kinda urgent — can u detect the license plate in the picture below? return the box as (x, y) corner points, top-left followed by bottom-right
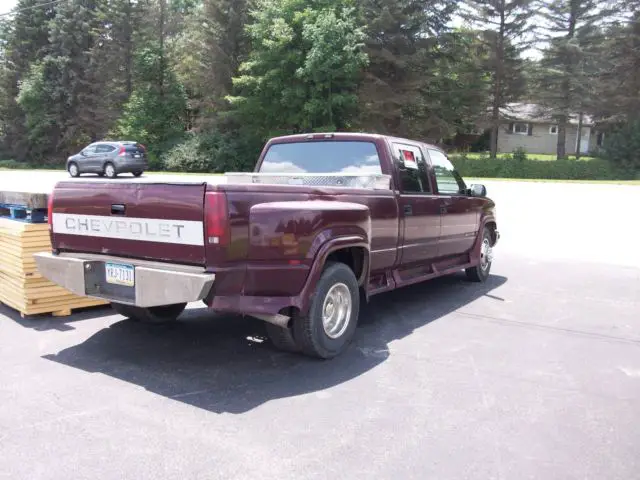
(105, 262), (135, 287)
(134, 154), (141, 158)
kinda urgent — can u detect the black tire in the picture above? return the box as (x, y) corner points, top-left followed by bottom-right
(466, 227), (493, 282)
(111, 302), (187, 323)
(265, 323), (301, 353)
(68, 162), (80, 177)
(104, 162), (117, 178)
(292, 262), (360, 359)
(133, 170), (143, 177)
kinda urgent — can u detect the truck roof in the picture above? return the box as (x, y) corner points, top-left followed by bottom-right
(267, 132), (444, 153)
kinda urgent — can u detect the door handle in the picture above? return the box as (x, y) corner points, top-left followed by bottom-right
(403, 205), (413, 216)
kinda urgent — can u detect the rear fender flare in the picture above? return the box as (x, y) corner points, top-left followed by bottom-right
(297, 236), (370, 316)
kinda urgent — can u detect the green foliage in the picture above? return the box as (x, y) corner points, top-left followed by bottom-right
(228, 0), (368, 136)
(511, 147), (528, 162)
(356, 0), (458, 140)
(450, 154), (626, 180)
(599, 121), (640, 176)
(113, 46), (188, 157)
(163, 129), (263, 173)
(15, 62), (53, 161)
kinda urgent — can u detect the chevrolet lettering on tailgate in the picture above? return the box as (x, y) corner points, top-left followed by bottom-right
(52, 213), (204, 246)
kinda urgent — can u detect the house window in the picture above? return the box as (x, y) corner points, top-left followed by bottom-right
(597, 132), (605, 147)
(549, 125), (558, 135)
(512, 123), (529, 135)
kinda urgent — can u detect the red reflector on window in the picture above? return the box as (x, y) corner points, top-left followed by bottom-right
(402, 150), (415, 162)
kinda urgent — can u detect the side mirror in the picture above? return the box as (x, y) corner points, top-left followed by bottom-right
(80, 150), (87, 156)
(470, 184), (487, 197)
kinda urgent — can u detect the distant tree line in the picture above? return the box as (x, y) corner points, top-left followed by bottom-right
(0, 0), (638, 172)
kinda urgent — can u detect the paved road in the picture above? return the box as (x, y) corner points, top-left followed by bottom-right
(1, 172), (639, 479)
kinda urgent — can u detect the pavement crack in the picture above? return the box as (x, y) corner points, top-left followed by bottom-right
(456, 311), (640, 346)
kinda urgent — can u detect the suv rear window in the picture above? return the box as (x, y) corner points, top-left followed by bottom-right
(260, 141), (382, 174)
(124, 144), (145, 152)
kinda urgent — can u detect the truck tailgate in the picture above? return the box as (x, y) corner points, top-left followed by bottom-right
(51, 181), (208, 265)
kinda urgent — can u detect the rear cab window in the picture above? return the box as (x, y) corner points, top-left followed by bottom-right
(259, 141), (382, 174)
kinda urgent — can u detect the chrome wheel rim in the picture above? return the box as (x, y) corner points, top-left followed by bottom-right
(69, 164), (78, 176)
(105, 164), (115, 177)
(481, 238), (493, 271)
(322, 283), (352, 339)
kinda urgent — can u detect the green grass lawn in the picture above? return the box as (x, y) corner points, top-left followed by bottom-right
(462, 152), (595, 161)
(466, 177), (640, 185)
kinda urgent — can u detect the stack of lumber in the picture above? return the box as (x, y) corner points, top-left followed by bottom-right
(0, 215), (107, 318)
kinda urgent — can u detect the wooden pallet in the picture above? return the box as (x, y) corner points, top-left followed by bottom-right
(0, 216), (108, 318)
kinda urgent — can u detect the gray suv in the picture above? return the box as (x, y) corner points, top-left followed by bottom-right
(66, 141), (148, 178)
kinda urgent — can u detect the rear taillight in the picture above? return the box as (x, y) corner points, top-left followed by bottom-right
(118, 145), (126, 156)
(139, 144), (146, 151)
(47, 190), (54, 230)
(204, 191), (228, 246)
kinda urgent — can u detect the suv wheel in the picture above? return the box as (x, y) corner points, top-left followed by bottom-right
(133, 170), (143, 177)
(68, 162), (80, 177)
(104, 162), (117, 178)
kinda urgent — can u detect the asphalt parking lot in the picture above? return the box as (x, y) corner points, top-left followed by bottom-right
(1, 171), (639, 479)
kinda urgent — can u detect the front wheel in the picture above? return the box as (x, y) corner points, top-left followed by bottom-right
(68, 162), (80, 177)
(111, 302), (187, 323)
(466, 228), (494, 282)
(292, 262), (360, 359)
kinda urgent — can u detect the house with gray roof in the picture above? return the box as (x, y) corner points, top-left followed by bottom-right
(495, 103), (603, 155)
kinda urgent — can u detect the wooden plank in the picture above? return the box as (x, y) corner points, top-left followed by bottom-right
(0, 217), (49, 233)
(0, 215), (108, 318)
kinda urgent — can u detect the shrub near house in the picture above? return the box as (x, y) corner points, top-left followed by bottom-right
(450, 150), (626, 180)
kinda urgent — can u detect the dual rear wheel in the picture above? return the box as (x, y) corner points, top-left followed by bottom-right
(266, 262), (361, 359)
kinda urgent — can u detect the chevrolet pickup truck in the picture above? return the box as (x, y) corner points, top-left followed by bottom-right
(35, 133), (499, 359)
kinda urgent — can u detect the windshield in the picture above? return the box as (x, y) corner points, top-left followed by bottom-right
(260, 141), (382, 174)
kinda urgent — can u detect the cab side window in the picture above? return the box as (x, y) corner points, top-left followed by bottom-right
(392, 143), (431, 194)
(427, 149), (466, 195)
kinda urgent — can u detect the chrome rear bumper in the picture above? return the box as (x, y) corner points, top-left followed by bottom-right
(34, 252), (215, 308)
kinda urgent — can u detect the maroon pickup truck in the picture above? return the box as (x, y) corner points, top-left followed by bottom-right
(35, 133), (499, 359)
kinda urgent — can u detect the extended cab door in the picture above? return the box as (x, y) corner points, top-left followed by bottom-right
(390, 141), (441, 266)
(425, 148), (481, 257)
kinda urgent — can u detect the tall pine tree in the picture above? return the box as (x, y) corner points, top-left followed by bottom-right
(356, 0), (456, 140)
(462, 0), (534, 158)
(534, 0), (614, 159)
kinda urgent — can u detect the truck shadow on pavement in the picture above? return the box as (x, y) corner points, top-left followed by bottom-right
(44, 272), (507, 414)
(1, 304), (114, 332)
